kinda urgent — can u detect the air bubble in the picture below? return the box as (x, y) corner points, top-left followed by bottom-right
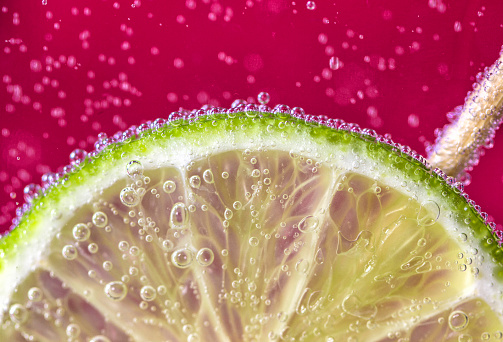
(196, 248), (214, 266)
(118, 240), (129, 252)
(170, 202), (188, 228)
(72, 223), (90, 241)
(88, 243), (99, 253)
(188, 333), (200, 342)
(66, 323), (81, 338)
(222, 171), (229, 179)
(27, 287), (43, 302)
(417, 238), (427, 247)
(315, 248), (324, 264)
(342, 294), (377, 319)
(203, 169), (214, 183)
(417, 200), (440, 226)
(140, 285), (157, 301)
(401, 256), (424, 270)
(162, 239), (174, 251)
(298, 215), (319, 233)
(306, 1), (316, 10)
(130, 246), (140, 256)
(157, 285), (167, 296)
(89, 336), (111, 342)
(295, 259), (310, 274)
(257, 91), (270, 105)
(163, 180), (176, 193)
(9, 304), (28, 323)
(448, 310), (469, 331)
(329, 56), (341, 70)
(233, 201), (242, 210)
(189, 175), (201, 188)
(251, 169), (260, 177)
(69, 148), (87, 165)
(92, 211), (108, 228)
(172, 248), (194, 268)
(62, 245), (78, 260)
(103, 261), (113, 271)
(224, 208), (233, 220)
(126, 160), (143, 178)
(129, 266), (139, 276)
(120, 187), (140, 207)
(104, 281), (128, 301)
(248, 282), (257, 292)
(458, 335), (472, 342)
(249, 237), (259, 246)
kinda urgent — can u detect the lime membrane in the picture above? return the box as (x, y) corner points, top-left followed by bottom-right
(0, 109), (502, 341)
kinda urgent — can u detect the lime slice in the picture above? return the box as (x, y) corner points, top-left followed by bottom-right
(1, 109), (502, 341)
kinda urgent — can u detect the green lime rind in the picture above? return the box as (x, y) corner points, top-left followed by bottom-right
(0, 111), (501, 281)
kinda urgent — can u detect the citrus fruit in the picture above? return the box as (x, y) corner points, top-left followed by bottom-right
(0, 108), (502, 341)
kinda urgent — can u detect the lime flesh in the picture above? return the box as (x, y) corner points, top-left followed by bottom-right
(1, 111), (502, 341)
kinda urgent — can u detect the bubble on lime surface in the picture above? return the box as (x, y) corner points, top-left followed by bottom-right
(449, 310), (469, 331)
(170, 202), (188, 228)
(89, 335), (111, 342)
(189, 175), (201, 189)
(120, 187), (140, 207)
(138, 285), (156, 302)
(417, 200), (441, 226)
(62, 245), (78, 260)
(163, 180), (176, 193)
(72, 223), (90, 241)
(196, 247), (214, 266)
(26, 287), (43, 302)
(88, 242), (99, 253)
(102, 260), (113, 271)
(92, 211), (108, 228)
(171, 247), (194, 268)
(8, 304), (28, 324)
(65, 323), (81, 338)
(298, 215), (319, 233)
(126, 160), (144, 178)
(104, 281), (128, 301)
(202, 169), (214, 183)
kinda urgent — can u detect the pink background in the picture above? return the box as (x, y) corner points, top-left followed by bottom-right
(1, 0), (503, 234)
